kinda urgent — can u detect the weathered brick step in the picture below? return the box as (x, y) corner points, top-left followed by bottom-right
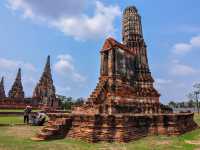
(55, 118), (70, 124)
(42, 127), (58, 132)
(31, 137), (45, 141)
(37, 131), (53, 139)
(45, 126), (58, 130)
(47, 120), (54, 123)
(54, 120), (64, 124)
(32, 117), (72, 141)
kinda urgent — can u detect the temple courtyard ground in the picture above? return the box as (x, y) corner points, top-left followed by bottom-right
(0, 114), (199, 150)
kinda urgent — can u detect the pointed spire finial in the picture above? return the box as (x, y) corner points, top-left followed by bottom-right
(44, 55), (51, 74)
(0, 76), (6, 98)
(47, 55), (50, 62)
(8, 68), (24, 99)
(0, 76), (4, 85)
(46, 55), (50, 67)
(16, 68), (21, 80)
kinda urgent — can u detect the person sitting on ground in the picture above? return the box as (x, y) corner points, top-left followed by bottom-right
(29, 113), (37, 125)
(24, 105), (32, 124)
(32, 112), (47, 126)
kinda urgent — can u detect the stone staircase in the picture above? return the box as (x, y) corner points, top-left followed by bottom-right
(88, 77), (108, 104)
(31, 116), (72, 141)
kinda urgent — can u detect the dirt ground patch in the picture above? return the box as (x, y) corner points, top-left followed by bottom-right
(5, 125), (42, 139)
(156, 141), (171, 145)
(185, 140), (200, 145)
(0, 148), (9, 150)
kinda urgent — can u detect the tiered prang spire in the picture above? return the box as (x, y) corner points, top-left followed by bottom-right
(122, 6), (143, 48)
(122, 6), (154, 87)
(8, 68), (24, 99)
(0, 77), (6, 99)
(33, 55), (58, 108)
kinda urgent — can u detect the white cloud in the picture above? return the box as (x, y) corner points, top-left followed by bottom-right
(170, 60), (198, 76)
(7, 0), (34, 18)
(73, 73), (86, 82)
(172, 35), (200, 55)
(7, 0), (86, 20)
(155, 78), (172, 84)
(190, 36), (200, 47)
(0, 58), (36, 72)
(54, 54), (74, 74)
(56, 86), (71, 94)
(52, 1), (121, 40)
(54, 54), (86, 82)
(7, 0), (121, 40)
(154, 78), (172, 92)
(172, 43), (192, 55)
(0, 58), (37, 97)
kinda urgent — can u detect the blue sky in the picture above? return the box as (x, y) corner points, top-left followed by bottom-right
(0, 0), (200, 103)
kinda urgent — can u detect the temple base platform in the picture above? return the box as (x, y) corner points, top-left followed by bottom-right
(34, 112), (198, 142)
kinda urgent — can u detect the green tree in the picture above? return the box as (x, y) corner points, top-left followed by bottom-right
(188, 99), (195, 108)
(74, 97), (85, 106)
(56, 95), (74, 110)
(168, 101), (177, 108)
(64, 97), (74, 110)
(188, 83), (200, 113)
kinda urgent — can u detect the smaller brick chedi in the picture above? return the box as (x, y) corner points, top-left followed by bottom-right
(8, 68), (24, 99)
(34, 6), (198, 142)
(33, 55), (58, 108)
(0, 77), (6, 99)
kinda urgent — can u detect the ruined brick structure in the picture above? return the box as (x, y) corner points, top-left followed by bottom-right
(72, 6), (168, 115)
(33, 56), (59, 109)
(0, 98), (40, 109)
(0, 77), (6, 99)
(8, 68), (25, 99)
(0, 69), (34, 109)
(33, 6), (198, 142)
(0, 57), (59, 110)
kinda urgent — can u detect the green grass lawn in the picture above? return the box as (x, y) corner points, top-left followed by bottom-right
(0, 109), (40, 112)
(0, 114), (200, 150)
(0, 116), (23, 125)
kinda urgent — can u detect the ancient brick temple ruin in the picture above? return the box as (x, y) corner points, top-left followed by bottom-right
(0, 77), (6, 99)
(34, 6), (197, 142)
(0, 68), (28, 109)
(73, 6), (165, 115)
(8, 68), (25, 99)
(0, 56), (59, 109)
(33, 55), (59, 109)
(0, 68), (32, 109)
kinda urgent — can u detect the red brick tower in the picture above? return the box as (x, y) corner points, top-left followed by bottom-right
(33, 56), (58, 109)
(0, 77), (6, 99)
(73, 6), (163, 115)
(8, 68), (24, 99)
